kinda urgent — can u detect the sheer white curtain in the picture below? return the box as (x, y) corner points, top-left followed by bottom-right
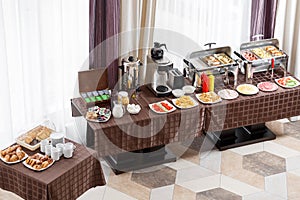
(0, 0), (89, 148)
(274, 0), (300, 78)
(155, 0), (252, 52)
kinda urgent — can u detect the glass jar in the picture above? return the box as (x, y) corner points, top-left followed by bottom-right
(118, 91), (129, 106)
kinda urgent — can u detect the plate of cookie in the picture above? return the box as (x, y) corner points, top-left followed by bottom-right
(0, 144), (28, 164)
(23, 153), (54, 171)
(16, 120), (56, 151)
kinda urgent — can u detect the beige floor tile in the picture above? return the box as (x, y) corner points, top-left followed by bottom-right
(264, 141), (300, 158)
(287, 172), (300, 199)
(172, 184), (196, 200)
(273, 135), (300, 152)
(107, 172), (151, 200)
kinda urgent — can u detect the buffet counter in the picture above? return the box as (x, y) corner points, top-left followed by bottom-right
(0, 140), (106, 200)
(71, 68), (300, 171)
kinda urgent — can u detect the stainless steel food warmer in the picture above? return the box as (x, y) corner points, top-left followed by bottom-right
(235, 38), (288, 82)
(183, 43), (240, 88)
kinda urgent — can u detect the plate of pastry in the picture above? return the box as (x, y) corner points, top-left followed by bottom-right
(85, 106), (111, 123)
(0, 144), (28, 164)
(196, 92), (222, 104)
(172, 95), (199, 109)
(23, 153), (54, 171)
(16, 120), (55, 151)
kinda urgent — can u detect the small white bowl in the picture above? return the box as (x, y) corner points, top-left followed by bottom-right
(127, 104), (141, 114)
(182, 85), (195, 94)
(172, 89), (185, 98)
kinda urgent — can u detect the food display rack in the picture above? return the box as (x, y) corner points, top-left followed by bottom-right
(183, 45), (240, 88)
(236, 38), (288, 80)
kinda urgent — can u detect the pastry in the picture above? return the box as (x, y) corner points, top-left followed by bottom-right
(33, 165), (42, 170)
(4, 155), (10, 162)
(41, 161), (49, 168)
(9, 155), (18, 162)
(16, 151), (25, 160)
(25, 135), (34, 144)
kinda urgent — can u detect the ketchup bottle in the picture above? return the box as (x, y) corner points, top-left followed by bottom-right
(201, 73), (209, 93)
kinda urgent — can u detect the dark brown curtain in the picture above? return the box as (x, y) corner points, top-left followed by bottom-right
(250, 0), (278, 40)
(89, 0), (120, 89)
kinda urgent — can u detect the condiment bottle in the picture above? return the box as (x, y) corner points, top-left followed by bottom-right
(201, 73), (209, 93)
(208, 74), (215, 92)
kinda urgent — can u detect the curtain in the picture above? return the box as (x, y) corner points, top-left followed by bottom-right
(155, 0), (252, 52)
(250, 0), (278, 40)
(274, 0), (300, 77)
(120, 0), (157, 62)
(0, 0), (89, 149)
(89, 0), (120, 89)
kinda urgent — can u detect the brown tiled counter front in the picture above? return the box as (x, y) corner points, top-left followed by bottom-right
(71, 86), (205, 157)
(204, 69), (300, 132)
(0, 140), (105, 200)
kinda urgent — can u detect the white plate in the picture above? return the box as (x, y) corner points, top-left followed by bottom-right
(257, 82), (278, 92)
(236, 84), (259, 95)
(171, 96), (199, 109)
(195, 92), (222, 104)
(0, 152), (28, 165)
(86, 107), (111, 123)
(275, 76), (300, 89)
(218, 89), (239, 100)
(149, 100), (176, 114)
(22, 153), (55, 172)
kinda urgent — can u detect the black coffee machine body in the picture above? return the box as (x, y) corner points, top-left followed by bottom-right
(145, 42), (174, 97)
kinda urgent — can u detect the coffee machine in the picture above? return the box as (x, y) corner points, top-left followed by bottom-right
(119, 56), (142, 91)
(145, 42), (174, 97)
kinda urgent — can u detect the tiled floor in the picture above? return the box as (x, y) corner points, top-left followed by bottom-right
(2, 121), (300, 200)
(78, 121), (300, 200)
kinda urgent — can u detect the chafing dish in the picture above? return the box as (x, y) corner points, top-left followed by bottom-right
(183, 44), (239, 88)
(235, 38), (288, 83)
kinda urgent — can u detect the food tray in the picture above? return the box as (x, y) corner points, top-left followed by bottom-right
(171, 96), (199, 109)
(149, 100), (176, 114)
(214, 53), (235, 65)
(196, 92), (222, 104)
(16, 120), (56, 151)
(22, 154), (55, 172)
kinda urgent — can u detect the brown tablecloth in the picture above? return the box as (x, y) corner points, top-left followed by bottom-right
(71, 69), (300, 156)
(0, 140), (106, 200)
(72, 86), (205, 157)
(204, 69), (300, 131)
